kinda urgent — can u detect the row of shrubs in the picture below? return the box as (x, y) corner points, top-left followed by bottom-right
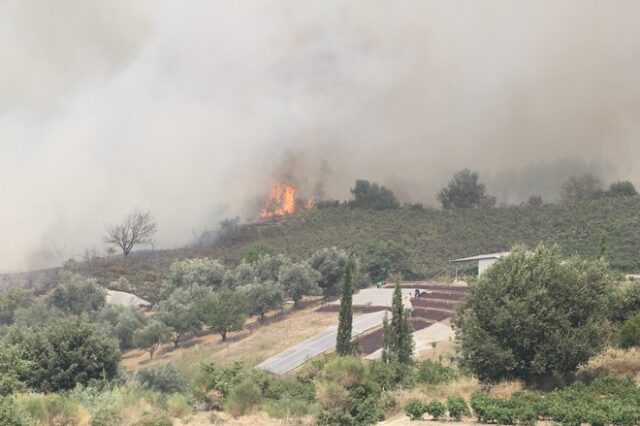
(404, 396), (470, 421)
(404, 377), (640, 425)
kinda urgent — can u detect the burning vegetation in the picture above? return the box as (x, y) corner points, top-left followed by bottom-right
(260, 183), (315, 218)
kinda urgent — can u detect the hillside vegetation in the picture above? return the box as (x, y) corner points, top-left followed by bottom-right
(216, 197), (640, 275)
(74, 196), (640, 301)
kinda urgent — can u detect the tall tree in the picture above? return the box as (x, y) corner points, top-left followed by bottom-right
(336, 254), (355, 356)
(382, 280), (414, 364)
(105, 209), (158, 257)
(598, 233), (608, 261)
(381, 313), (392, 363)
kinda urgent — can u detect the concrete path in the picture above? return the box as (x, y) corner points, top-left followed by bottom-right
(365, 322), (454, 360)
(333, 288), (421, 307)
(257, 310), (390, 375)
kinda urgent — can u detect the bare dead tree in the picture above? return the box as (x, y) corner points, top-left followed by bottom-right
(104, 209), (158, 258)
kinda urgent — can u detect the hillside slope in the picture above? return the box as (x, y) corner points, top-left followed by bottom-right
(70, 197), (640, 301)
(216, 197), (640, 274)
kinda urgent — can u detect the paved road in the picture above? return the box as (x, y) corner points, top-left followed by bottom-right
(256, 310), (390, 375)
(365, 322), (454, 360)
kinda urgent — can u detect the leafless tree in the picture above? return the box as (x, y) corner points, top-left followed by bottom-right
(105, 209), (158, 258)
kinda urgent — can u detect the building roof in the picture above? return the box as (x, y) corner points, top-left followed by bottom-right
(451, 252), (510, 263)
(106, 290), (152, 308)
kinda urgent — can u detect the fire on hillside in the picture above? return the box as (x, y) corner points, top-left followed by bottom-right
(259, 183), (315, 218)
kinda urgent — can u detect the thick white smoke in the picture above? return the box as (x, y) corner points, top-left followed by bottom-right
(1, 0), (640, 271)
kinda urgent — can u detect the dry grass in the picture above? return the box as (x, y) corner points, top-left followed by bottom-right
(175, 411), (314, 425)
(580, 347), (640, 383)
(122, 305), (338, 379)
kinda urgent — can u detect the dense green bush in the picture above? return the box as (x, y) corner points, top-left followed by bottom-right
(424, 400), (446, 420)
(10, 316), (120, 392)
(618, 312), (640, 349)
(416, 360), (456, 385)
(0, 397), (28, 426)
(470, 378), (640, 425)
(0, 288), (35, 325)
(137, 364), (188, 394)
(404, 399), (426, 420)
(454, 245), (613, 383)
(192, 361), (244, 410)
(316, 356), (385, 426)
(98, 304), (147, 350)
(226, 379), (262, 417)
(47, 273), (106, 316)
(447, 396), (471, 421)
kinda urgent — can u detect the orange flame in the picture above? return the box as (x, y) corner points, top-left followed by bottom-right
(260, 183), (297, 218)
(259, 183), (315, 218)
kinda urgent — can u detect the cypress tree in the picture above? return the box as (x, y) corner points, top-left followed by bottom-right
(398, 310), (415, 363)
(336, 254), (355, 356)
(381, 313), (392, 363)
(598, 232), (608, 261)
(390, 279), (404, 354)
(382, 278), (414, 364)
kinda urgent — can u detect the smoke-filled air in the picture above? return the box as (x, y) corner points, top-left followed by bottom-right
(2, 0), (640, 271)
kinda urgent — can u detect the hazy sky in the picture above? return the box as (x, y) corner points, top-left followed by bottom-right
(1, 0), (640, 271)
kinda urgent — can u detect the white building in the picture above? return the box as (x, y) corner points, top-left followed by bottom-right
(452, 252), (510, 278)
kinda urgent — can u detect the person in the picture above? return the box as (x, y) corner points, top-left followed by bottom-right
(405, 297), (414, 318)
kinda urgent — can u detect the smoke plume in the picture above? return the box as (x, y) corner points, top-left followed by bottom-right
(1, 0), (640, 271)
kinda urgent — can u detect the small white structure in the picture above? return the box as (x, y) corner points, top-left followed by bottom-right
(106, 290), (152, 309)
(452, 252), (510, 278)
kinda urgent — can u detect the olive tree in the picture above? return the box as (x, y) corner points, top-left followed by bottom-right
(279, 262), (322, 308)
(98, 304), (147, 350)
(104, 209), (158, 257)
(134, 320), (172, 360)
(309, 247), (348, 296)
(253, 254), (290, 283)
(453, 244), (613, 383)
(167, 258), (226, 291)
(197, 290), (248, 342)
(240, 281), (285, 320)
(156, 285), (210, 348)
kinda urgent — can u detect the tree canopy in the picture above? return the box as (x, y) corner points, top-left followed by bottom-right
(10, 316), (120, 392)
(561, 174), (603, 202)
(278, 262), (322, 307)
(47, 273), (105, 316)
(309, 247), (349, 296)
(350, 179), (400, 210)
(197, 290), (248, 341)
(437, 169), (494, 209)
(607, 180), (638, 197)
(453, 244), (613, 383)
